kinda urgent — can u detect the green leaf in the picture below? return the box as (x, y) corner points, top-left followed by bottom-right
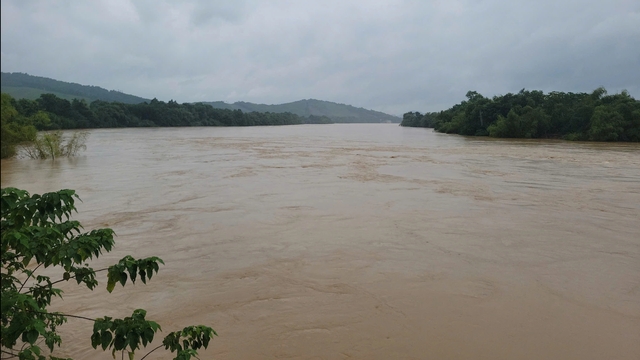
(31, 345), (41, 356)
(101, 331), (112, 350)
(91, 331), (101, 349)
(143, 328), (155, 346)
(106, 277), (116, 293)
(119, 272), (128, 287)
(114, 334), (126, 350)
(22, 255), (33, 266)
(25, 329), (39, 344)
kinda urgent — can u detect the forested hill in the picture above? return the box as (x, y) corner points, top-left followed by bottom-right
(203, 99), (401, 123)
(3, 72), (400, 123)
(1, 72), (150, 104)
(401, 88), (640, 142)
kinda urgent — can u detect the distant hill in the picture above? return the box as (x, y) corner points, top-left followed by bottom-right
(1, 72), (149, 104)
(1, 72), (400, 123)
(203, 99), (401, 123)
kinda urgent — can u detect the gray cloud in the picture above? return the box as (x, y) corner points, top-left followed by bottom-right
(2, 0), (638, 114)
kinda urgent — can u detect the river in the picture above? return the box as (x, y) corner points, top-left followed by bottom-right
(2, 124), (639, 359)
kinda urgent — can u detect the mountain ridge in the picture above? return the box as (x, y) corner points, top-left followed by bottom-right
(202, 99), (400, 123)
(1, 72), (400, 123)
(1, 72), (150, 104)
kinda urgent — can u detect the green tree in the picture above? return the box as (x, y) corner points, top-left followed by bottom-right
(519, 106), (551, 138)
(1, 94), (37, 159)
(1, 187), (216, 359)
(588, 106), (624, 141)
(400, 112), (421, 127)
(487, 109), (522, 138)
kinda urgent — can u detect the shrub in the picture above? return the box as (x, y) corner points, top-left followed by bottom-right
(1, 187), (215, 359)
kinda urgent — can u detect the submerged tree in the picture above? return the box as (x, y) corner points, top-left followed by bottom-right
(21, 131), (88, 160)
(0, 187), (215, 360)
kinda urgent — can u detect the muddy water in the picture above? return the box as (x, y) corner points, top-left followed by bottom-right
(2, 124), (639, 360)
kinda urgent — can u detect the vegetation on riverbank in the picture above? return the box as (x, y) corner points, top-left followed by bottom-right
(2, 92), (305, 130)
(401, 88), (640, 141)
(1, 93), (38, 158)
(0, 92), (309, 158)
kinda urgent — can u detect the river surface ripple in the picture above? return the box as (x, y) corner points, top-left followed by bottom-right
(2, 124), (639, 359)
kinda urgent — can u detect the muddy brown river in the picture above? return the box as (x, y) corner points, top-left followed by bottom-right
(2, 124), (639, 359)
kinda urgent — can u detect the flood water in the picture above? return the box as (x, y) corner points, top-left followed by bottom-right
(2, 124), (639, 359)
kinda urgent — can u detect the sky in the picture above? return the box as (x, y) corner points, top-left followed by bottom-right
(1, 0), (639, 115)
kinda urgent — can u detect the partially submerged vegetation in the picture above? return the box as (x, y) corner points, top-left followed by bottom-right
(1, 93), (89, 159)
(401, 88), (640, 141)
(22, 131), (88, 160)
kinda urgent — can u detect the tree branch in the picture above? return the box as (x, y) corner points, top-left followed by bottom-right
(139, 344), (164, 360)
(29, 310), (96, 322)
(1, 348), (19, 358)
(24, 267), (110, 294)
(18, 262), (43, 293)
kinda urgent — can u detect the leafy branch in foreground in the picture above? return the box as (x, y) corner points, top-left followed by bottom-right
(1, 187), (215, 360)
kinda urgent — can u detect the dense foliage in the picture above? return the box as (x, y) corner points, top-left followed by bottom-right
(400, 88), (640, 141)
(1, 94), (40, 159)
(400, 112), (437, 128)
(2, 93), (305, 131)
(0, 187), (215, 359)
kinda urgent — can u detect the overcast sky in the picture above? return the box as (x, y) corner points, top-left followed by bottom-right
(1, 0), (639, 115)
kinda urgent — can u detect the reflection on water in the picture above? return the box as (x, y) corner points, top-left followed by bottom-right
(2, 124), (639, 360)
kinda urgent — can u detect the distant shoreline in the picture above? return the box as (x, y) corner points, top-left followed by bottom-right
(400, 88), (639, 142)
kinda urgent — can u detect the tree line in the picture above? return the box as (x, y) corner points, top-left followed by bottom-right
(1, 93), (316, 158)
(400, 88), (640, 141)
(10, 93), (307, 129)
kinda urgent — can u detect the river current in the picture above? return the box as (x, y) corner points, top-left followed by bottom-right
(1, 124), (639, 359)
